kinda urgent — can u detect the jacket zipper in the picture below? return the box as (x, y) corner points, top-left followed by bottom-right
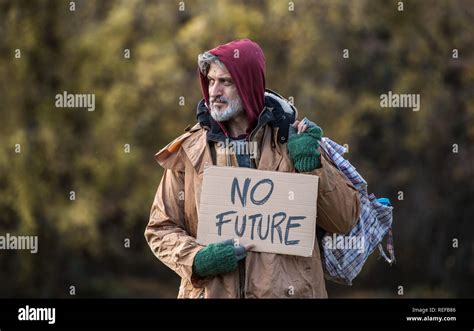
(227, 107), (270, 298)
(247, 106), (269, 146)
(239, 107), (271, 298)
(224, 144), (246, 298)
(238, 261), (245, 298)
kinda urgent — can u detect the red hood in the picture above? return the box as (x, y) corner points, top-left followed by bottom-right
(198, 38), (266, 137)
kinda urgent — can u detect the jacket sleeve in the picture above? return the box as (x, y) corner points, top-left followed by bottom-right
(310, 150), (360, 234)
(144, 167), (206, 287)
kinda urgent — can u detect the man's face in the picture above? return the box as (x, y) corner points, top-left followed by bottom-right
(207, 62), (244, 122)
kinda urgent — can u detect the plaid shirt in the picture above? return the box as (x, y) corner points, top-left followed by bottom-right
(318, 137), (395, 285)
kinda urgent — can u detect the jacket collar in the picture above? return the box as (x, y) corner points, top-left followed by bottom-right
(180, 120), (285, 174)
(179, 89), (297, 174)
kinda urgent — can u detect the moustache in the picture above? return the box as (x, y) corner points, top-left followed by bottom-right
(211, 96), (228, 104)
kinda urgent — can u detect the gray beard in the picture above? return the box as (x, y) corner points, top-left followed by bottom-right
(210, 97), (244, 122)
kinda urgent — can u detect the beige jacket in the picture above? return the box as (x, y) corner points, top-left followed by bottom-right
(145, 117), (360, 298)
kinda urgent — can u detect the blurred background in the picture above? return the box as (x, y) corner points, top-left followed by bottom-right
(0, 0), (473, 298)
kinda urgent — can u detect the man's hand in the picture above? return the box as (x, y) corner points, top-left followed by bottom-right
(193, 239), (253, 278)
(288, 117), (324, 172)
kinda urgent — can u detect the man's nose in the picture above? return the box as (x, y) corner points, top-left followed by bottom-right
(209, 82), (223, 99)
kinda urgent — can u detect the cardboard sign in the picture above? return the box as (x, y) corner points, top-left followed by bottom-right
(197, 166), (319, 257)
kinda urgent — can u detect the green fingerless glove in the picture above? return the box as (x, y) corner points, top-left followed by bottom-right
(193, 240), (241, 277)
(288, 126), (324, 172)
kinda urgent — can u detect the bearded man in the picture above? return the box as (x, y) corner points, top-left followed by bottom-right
(145, 39), (360, 298)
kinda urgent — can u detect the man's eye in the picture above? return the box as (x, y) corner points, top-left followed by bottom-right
(224, 81), (232, 86)
(209, 79), (215, 85)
